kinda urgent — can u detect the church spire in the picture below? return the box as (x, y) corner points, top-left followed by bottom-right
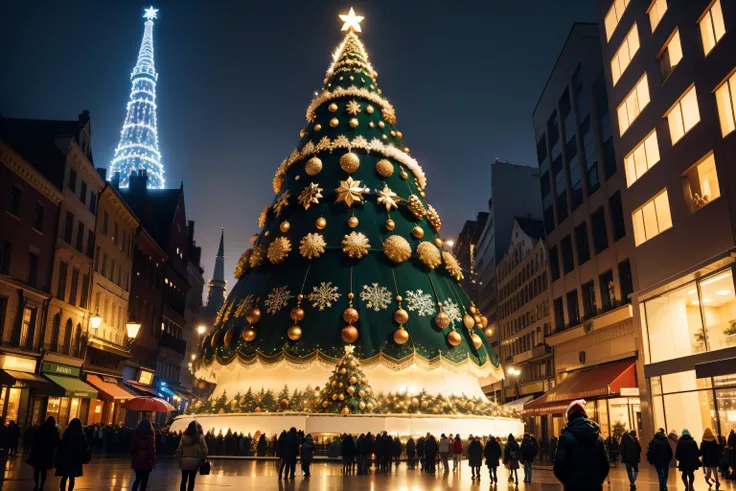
(205, 228), (226, 315)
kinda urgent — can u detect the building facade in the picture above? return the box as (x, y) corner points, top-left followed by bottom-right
(525, 23), (640, 439)
(453, 212), (489, 302)
(183, 221), (204, 393)
(597, 0), (736, 442)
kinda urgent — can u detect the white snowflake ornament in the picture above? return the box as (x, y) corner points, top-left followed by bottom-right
(360, 283), (391, 311)
(307, 282), (341, 311)
(405, 289), (436, 317)
(264, 285), (293, 314)
(443, 298), (462, 327)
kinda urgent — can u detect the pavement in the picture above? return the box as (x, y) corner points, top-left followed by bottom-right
(0, 455), (734, 490)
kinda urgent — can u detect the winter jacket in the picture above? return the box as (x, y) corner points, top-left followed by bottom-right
(27, 423), (60, 471)
(406, 438), (416, 458)
(484, 438), (502, 468)
(357, 435), (368, 455)
(675, 434), (701, 472)
(667, 431), (679, 467)
(341, 436), (356, 458)
(468, 439), (483, 467)
(521, 437), (538, 463)
(301, 436), (314, 464)
(256, 435), (267, 456)
(619, 432), (641, 465)
(130, 431), (156, 471)
(416, 438), (425, 457)
(283, 429), (299, 461)
(728, 431), (736, 466)
(54, 431), (90, 478)
(393, 438), (402, 457)
(176, 434), (208, 471)
(451, 438), (463, 454)
(700, 438), (723, 468)
(647, 432), (673, 468)
(552, 415), (609, 491)
(438, 437), (451, 454)
(425, 437), (438, 459)
(276, 431), (287, 458)
(503, 438), (520, 470)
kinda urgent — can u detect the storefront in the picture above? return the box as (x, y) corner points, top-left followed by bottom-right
(123, 367), (156, 427)
(641, 266), (736, 439)
(40, 361), (98, 427)
(0, 354), (55, 427)
(84, 374), (137, 426)
(524, 359), (641, 438)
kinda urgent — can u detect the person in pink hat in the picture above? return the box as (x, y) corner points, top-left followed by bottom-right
(552, 399), (610, 490)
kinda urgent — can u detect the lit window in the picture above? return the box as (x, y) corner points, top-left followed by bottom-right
(617, 74), (650, 135)
(715, 70), (736, 136)
(683, 152), (721, 213)
(659, 29), (683, 81)
(666, 85), (700, 144)
(624, 130), (660, 186)
(699, 0), (726, 56)
(648, 0), (668, 32)
(604, 0), (631, 41)
(633, 189), (672, 246)
(611, 24), (640, 85)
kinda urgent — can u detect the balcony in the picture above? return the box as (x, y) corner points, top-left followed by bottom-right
(160, 332), (186, 356)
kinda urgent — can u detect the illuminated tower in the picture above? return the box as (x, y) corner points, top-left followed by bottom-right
(110, 6), (164, 189)
(204, 228), (227, 317)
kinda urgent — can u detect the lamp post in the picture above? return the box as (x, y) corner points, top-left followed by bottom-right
(507, 367), (521, 400)
(126, 319), (142, 342)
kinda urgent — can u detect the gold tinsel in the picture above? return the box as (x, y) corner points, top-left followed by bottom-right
(267, 237), (292, 264)
(416, 241), (441, 270)
(234, 249), (253, 279)
(342, 232), (370, 259)
(249, 246), (266, 268)
(425, 204), (442, 232)
(442, 251), (464, 281)
(406, 195), (426, 220)
(258, 204), (270, 228)
(298, 182), (323, 210)
(299, 233), (326, 260)
(383, 235), (412, 263)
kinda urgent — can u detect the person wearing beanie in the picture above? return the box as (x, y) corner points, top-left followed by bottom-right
(700, 428), (723, 489)
(646, 428), (673, 491)
(553, 399), (609, 490)
(676, 429), (701, 490)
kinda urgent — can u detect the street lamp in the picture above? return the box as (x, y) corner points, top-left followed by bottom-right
(444, 239), (455, 248)
(90, 311), (102, 329)
(197, 324), (207, 335)
(507, 367), (521, 399)
(126, 319), (142, 340)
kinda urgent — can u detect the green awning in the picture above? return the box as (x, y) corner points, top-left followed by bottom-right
(44, 374), (98, 399)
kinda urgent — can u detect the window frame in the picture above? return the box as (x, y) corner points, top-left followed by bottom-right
(698, 0), (726, 56)
(665, 85), (701, 145)
(611, 23), (641, 85)
(647, 0), (668, 32)
(632, 189), (673, 246)
(618, 74), (650, 135)
(624, 129), (660, 187)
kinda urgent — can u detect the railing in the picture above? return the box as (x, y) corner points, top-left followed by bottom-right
(556, 298), (631, 333)
(160, 332), (186, 355)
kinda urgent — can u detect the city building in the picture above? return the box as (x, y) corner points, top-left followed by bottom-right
(85, 178), (140, 425)
(473, 160), (542, 353)
(182, 220), (204, 394)
(496, 218), (553, 439)
(597, 0), (736, 441)
(0, 132), (63, 426)
(201, 228), (226, 326)
(524, 23), (639, 438)
(453, 212), (489, 302)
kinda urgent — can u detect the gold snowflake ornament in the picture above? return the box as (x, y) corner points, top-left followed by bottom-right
(273, 190), (291, 215)
(298, 182), (324, 210)
(342, 231), (370, 259)
(299, 233), (327, 260)
(335, 177), (366, 207)
(376, 184), (399, 211)
(267, 237), (292, 264)
(346, 100), (362, 115)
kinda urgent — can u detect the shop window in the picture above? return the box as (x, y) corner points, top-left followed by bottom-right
(699, 270), (736, 352)
(663, 390), (716, 442)
(682, 152), (721, 213)
(715, 70), (736, 137)
(699, 0), (726, 56)
(644, 283), (706, 363)
(716, 388), (736, 435)
(632, 189), (672, 246)
(5, 388), (20, 424)
(666, 85), (700, 145)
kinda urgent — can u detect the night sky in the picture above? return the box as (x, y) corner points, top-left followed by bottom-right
(0, 0), (594, 298)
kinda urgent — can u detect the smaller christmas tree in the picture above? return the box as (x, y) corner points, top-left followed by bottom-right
(317, 345), (376, 415)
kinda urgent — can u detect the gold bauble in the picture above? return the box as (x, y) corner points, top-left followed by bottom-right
(358, 401), (366, 410)
(474, 314), (483, 325)
(341, 325), (359, 343)
(339, 368), (347, 375)
(469, 305), (478, 314)
(393, 308), (409, 325)
(412, 226), (425, 239)
(343, 307), (359, 324)
(416, 241), (442, 270)
(375, 159), (394, 178)
(472, 333), (483, 349)
(393, 327), (409, 344)
(382, 134), (388, 140)
(242, 327), (257, 342)
(339, 152), (360, 173)
(280, 398), (289, 409)
(463, 314), (475, 329)
(299, 129), (306, 138)
(407, 195), (426, 220)
(349, 118), (359, 128)
(442, 251), (464, 281)
(366, 105), (374, 114)
(255, 407), (261, 413)
(330, 117), (339, 127)
(481, 315), (489, 327)
(305, 157), (323, 176)
(224, 328), (235, 345)
(315, 217), (327, 230)
(287, 325), (303, 341)
(328, 103), (338, 112)
(331, 380), (337, 386)
(347, 386), (356, 395)
(368, 121), (375, 128)
(466, 401), (474, 410)
(378, 121), (385, 129)
(421, 400), (429, 408)
(385, 218), (395, 231)
(279, 221), (290, 233)
(358, 390), (366, 397)
(434, 238), (443, 248)
(400, 171), (409, 180)
(366, 387), (371, 394)
(447, 330), (462, 346)
(341, 406), (350, 415)
(314, 124), (322, 132)
(332, 394), (338, 401)
(411, 397), (419, 406)
(349, 376), (358, 384)
(420, 190), (426, 198)
(338, 394), (345, 401)
(390, 130), (396, 136)
(397, 131), (403, 139)
(251, 234), (258, 245)
(348, 216), (359, 228)
(366, 403), (374, 411)
(484, 327), (494, 338)
(267, 237), (292, 264)
(249, 246), (266, 268)
(246, 307), (262, 325)
(290, 307), (305, 322)
(322, 400), (329, 408)
(383, 235), (412, 263)
(435, 311), (450, 329)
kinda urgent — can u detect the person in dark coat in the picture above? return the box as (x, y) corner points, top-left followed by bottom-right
(27, 416), (60, 490)
(341, 433), (356, 474)
(550, 435), (558, 461)
(484, 434), (502, 484)
(300, 434), (314, 477)
(405, 438), (416, 470)
(393, 436), (402, 468)
(283, 428), (299, 479)
(256, 434), (267, 457)
(504, 434), (521, 484)
(55, 418), (90, 491)
(676, 429), (701, 490)
(130, 419), (156, 491)
(553, 400), (610, 491)
(521, 433), (538, 483)
(728, 429), (736, 479)
(276, 430), (287, 479)
(7, 421), (20, 456)
(417, 436), (426, 472)
(647, 428), (673, 491)
(467, 436), (483, 480)
(620, 430), (641, 490)
(424, 435), (438, 473)
(700, 428), (722, 489)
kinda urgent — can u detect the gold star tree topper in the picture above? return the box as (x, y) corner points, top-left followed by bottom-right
(340, 7), (364, 32)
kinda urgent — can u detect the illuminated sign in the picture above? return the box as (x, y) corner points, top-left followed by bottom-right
(620, 388), (640, 397)
(0, 355), (36, 373)
(138, 370), (154, 386)
(41, 362), (80, 378)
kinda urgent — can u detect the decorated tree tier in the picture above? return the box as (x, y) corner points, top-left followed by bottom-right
(196, 8), (502, 403)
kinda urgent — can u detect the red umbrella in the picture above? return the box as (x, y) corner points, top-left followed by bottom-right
(125, 396), (175, 413)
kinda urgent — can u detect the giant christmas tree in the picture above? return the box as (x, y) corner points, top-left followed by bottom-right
(196, 8), (503, 412)
(109, 6), (165, 189)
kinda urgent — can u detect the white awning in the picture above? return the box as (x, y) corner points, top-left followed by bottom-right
(501, 395), (534, 413)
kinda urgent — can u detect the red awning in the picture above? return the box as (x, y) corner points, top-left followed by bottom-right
(524, 359), (637, 416)
(126, 380), (158, 397)
(86, 375), (135, 402)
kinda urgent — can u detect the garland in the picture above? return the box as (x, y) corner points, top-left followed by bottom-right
(305, 85), (395, 123)
(326, 31), (376, 79)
